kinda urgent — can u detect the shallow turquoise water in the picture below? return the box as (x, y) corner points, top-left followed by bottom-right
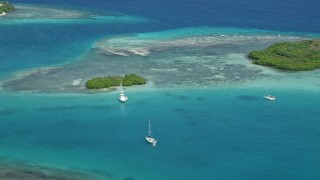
(0, 87), (320, 179)
(1, 1), (320, 179)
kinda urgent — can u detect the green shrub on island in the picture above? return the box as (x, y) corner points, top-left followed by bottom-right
(0, 2), (15, 14)
(248, 40), (320, 71)
(122, 74), (146, 86)
(86, 74), (146, 89)
(86, 76), (122, 89)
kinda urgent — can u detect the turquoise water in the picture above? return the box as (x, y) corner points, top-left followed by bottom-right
(0, 88), (320, 179)
(1, 1), (320, 179)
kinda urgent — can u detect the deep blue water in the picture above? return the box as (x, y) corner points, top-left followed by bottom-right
(0, 20), (162, 77)
(13, 0), (320, 32)
(1, 0), (320, 179)
(2, 0), (320, 77)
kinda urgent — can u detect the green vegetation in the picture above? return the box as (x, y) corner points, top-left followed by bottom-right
(0, 2), (15, 14)
(86, 76), (122, 89)
(86, 74), (146, 89)
(248, 40), (320, 71)
(122, 74), (146, 86)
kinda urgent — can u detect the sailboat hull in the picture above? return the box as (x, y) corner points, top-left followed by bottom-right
(146, 136), (157, 146)
(263, 95), (276, 101)
(146, 120), (157, 146)
(119, 94), (128, 102)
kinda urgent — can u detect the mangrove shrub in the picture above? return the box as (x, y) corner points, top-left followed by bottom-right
(248, 40), (320, 71)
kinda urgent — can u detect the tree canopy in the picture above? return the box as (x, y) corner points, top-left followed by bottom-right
(248, 40), (320, 71)
(0, 2), (15, 14)
(86, 74), (146, 89)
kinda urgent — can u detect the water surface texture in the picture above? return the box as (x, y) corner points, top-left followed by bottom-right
(0, 0), (320, 179)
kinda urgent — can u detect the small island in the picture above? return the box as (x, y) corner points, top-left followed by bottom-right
(0, 1), (15, 16)
(248, 40), (320, 71)
(86, 74), (146, 89)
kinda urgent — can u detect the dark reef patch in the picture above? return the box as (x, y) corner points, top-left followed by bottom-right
(37, 105), (111, 112)
(197, 97), (205, 101)
(174, 108), (185, 113)
(0, 160), (106, 179)
(177, 95), (188, 100)
(236, 95), (258, 101)
(187, 121), (198, 126)
(0, 108), (22, 116)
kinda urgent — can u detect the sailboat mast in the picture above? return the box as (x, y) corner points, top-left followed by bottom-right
(120, 80), (124, 94)
(265, 87), (269, 96)
(148, 120), (151, 137)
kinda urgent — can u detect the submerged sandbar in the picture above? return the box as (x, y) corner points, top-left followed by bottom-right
(0, 4), (148, 25)
(0, 5), (318, 93)
(1, 29), (309, 93)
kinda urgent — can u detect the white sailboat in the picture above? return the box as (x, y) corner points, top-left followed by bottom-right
(146, 120), (157, 146)
(263, 89), (276, 101)
(118, 82), (128, 102)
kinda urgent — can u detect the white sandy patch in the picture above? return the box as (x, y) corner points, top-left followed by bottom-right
(0, 12), (6, 16)
(72, 79), (82, 86)
(106, 50), (129, 56)
(128, 48), (150, 56)
(95, 33), (305, 58)
(11, 5), (87, 19)
(204, 74), (227, 79)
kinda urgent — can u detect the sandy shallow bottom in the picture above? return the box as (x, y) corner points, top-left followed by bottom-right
(2, 32), (318, 93)
(0, 4), (148, 25)
(0, 5), (91, 21)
